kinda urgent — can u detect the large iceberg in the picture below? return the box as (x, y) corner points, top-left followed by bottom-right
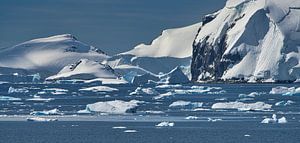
(212, 101), (272, 111)
(85, 100), (144, 114)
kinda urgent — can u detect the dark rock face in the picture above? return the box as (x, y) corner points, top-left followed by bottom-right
(191, 34), (231, 81)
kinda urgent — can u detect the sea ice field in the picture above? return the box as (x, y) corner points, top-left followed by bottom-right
(0, 81), (299, 143)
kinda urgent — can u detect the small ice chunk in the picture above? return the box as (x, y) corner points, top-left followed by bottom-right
(208, 118), (222, 122)
(77, 109), (92, 114)
(275, 100), (295, 106)
(185, 116), (199, 120)
(155, 121), (175, 127)
(153, 92), (173, 100)
(144, 110), (164, 114)
(130, 87), (159, 96)
(27, 117), (58, 122)
(26, 95), (54, 102)
(278, 117), (288, 124)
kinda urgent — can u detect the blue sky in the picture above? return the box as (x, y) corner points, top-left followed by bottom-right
(0, 0), (226, 55)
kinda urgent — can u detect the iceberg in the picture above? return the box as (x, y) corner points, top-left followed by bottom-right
(85, 100), (143, 114)
(212, 101), (272, 111)
(131, 73), (160, 85)
(159, 67), (190, 84)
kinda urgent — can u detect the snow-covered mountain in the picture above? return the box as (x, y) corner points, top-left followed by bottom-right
(0, 34), (108, 78)
(191, 0), (300, 82)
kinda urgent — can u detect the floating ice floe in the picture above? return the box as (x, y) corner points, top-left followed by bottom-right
(79, 86), (118, 92)
(212, 102), (272, 111)
(208, 118), (222, 122)
(8, 87), (29, 94)
(269, 86), (300, 96)
(261, 114), (287, 124)
(27, 117), (58, 122)
(185, 116), (199, 120)
(171, 86), (223, 95)
(155, 84), (184, 89)
(43, 88), (68, 95)
(124, 130), (138, 133)
(129, 87), (159, 96)
(30, 108), (61, 115)
(77, 109), (92, 114)
(155, 121), (175, 127)
(144, 110), (165, 114)
(239, 92), (265, 98)
(275, 100), (295, 106)
(26, 95), (54, 102)
(0, 96), (21, 101)
(153, 92), (173, 100)
(112, 126), (127, 129)
(169, 100), (203, 108)
(85, 100), (144, 114)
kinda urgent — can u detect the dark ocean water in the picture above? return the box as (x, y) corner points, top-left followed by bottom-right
(0, 82), (300, 143)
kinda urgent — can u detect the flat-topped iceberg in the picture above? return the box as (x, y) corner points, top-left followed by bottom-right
(169, 100), (203, 108)
(30, 108), (61, 115)
(85, 100), (144, 114)
(269, 86), (300, 96)
(212, 101), (272, 111)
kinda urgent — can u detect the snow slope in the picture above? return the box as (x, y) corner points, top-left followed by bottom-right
(0, 34), (108, 78)
(106, 23), (201, 77)
(121, 23), (201, 58)
(191, 0), (300, 82)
